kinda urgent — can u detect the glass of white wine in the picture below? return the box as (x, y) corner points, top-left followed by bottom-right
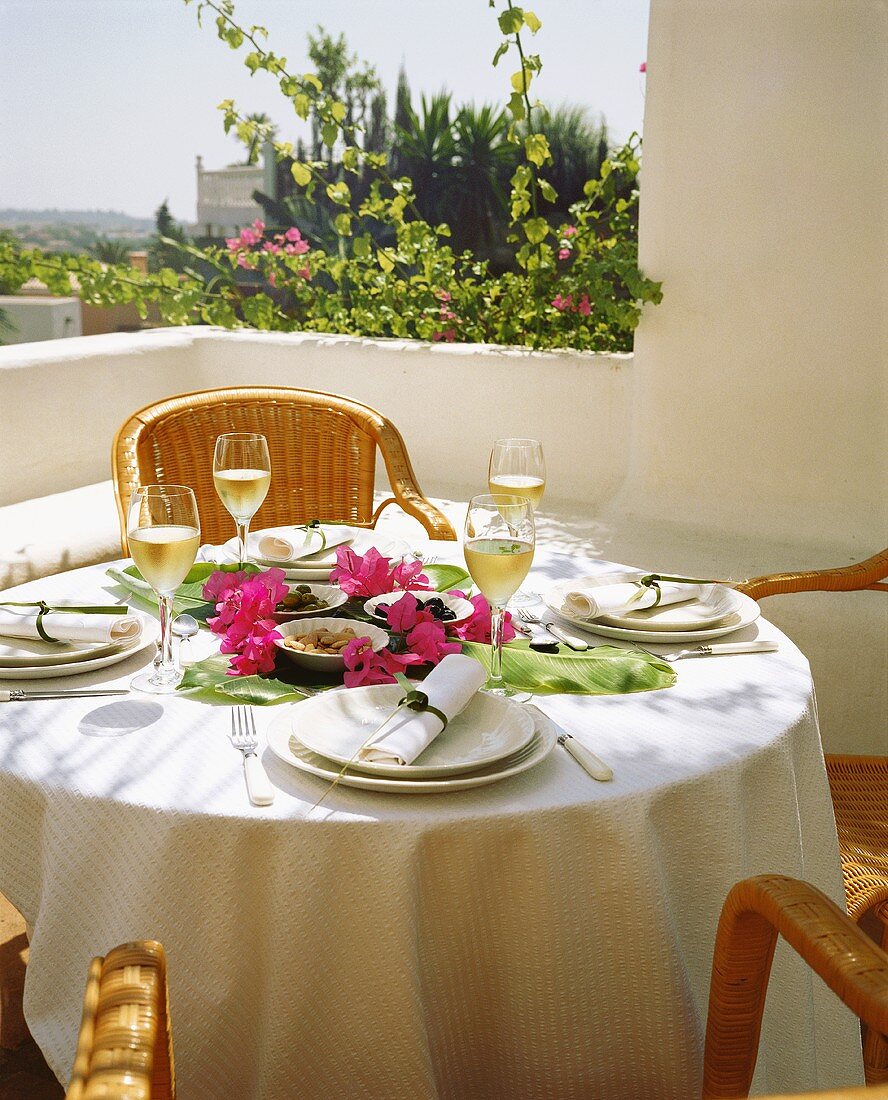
(213, 433), (271, 566)
(464, 493), (535, 697)
(127, 484), (201, 695)
(488, 438), (545, 607)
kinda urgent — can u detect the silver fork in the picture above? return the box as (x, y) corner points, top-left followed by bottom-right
(518, 609), (589, 651)
(230, 706), (275, 806)
(633, 640), (779, 662)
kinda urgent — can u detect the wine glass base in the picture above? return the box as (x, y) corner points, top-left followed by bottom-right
(507, 589), (540, 608)
(482, 684), (533, 703)
(130, 669), (183, 695)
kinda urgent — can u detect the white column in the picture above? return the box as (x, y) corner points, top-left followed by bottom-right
(628, 0), (887, 548)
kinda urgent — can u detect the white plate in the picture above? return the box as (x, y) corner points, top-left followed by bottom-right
(222, 526), (412, 579)
(556, 572), (745, 631)
(544, 581), (760, 643)
(289, 683), (536, 778)
(0, 627), (155, 680)
(363, 590), (475, 628)
(274, 617), (389, 673)
(273, 583), (348, 622)
(266, 705), (556, 793)
(0, 634), (128, 668)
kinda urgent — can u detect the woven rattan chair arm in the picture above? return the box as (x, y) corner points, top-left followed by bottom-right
(66, 939), (174, 1100)
(737, 548), (888, 601)
(702, 875), (888, 1099)
(757, 1087), (888, 1099)
(370, 420), (457, 539)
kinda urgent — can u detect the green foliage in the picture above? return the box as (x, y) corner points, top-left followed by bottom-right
(1, 1), (662, 352)
(89, 237), (133, 265)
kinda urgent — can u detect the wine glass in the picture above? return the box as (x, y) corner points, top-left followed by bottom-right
(464, 493), (535, 697)
(127, 484), (200, 695)
(488, 438), (545, 606)
(213, 433), (271, 566)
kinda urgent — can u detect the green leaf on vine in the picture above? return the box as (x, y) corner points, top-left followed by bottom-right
(523, 216), (549, 244)
(525, 132), (551, 167)
(498, 8), (524, 34)
(523, 10), (542, 32)
(291, 162), (312, 186)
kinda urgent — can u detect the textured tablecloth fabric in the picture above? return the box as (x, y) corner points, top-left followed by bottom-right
(0, 549), (862, 1099)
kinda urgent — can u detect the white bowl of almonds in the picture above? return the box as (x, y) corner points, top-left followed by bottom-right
(274, 617), (390, 673)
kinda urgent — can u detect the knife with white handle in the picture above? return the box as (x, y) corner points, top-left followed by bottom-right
(679, 640), (779, 657)
(541, 622), (589, 651)
(0, 689), (129, 702)
(525, 704), (613, 781)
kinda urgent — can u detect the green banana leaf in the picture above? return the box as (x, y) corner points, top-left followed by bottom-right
(424, 563), (471, 593)
(178, 654), (315, 706)
(457, 640), (675, 695)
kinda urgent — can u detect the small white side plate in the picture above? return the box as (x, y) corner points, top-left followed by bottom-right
(0, 628), (155, 680)
(364, 590), (474, 628)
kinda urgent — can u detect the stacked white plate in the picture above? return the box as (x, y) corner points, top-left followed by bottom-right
(0, 611), (155, 680)
(222, 525), (413, 581)
(544, 572), (760, 644)
(266, 685), (557, 793)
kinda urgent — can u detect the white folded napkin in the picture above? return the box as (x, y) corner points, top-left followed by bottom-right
(257, 528), (352, 564)
(561, 578), (700, 620)
(358, 653), (487, 766)
(0, 608), (143, 646)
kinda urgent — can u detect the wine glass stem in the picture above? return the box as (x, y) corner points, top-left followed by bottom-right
(236, 519), (250, 567)
(489, 604), (506, 688)
(154, 593), (177, 683)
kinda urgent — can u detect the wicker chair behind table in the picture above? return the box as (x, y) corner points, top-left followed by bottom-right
(112, 386), (456, 550)
(736, 547), (888, 1084)
(66, 940), (174, 1100)
(703, 875), (888, 1100)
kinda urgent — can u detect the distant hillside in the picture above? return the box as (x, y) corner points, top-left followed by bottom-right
(0, 208), (154, 232)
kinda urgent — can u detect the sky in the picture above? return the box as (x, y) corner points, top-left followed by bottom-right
(0, 0), (649, 223)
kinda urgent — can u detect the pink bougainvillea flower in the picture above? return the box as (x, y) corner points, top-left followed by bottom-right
(225, 237), (240, 251)
(558, 248), (571, 260)
(577, 293), (592, 316)
(563, 225), (578, 237)
(297, 266), (311, 280)
(448, 592), (517, 644)
(639, 61), (647, 73)
(239, 228), (259, 247)
(262, 241), (281, 254)
(435, 289), (452, 302)
(203, 568), (251, 605)
(552, 293), (573, 312)
(433, 328), (456, 342)
(406, 620), (461, 664)
(284, 226), (303, 242)
(439, 307), (456, 321)
(268, 273), (277, 287)
(390, 557), (430, 592)
(236, 253), (256, 269)
(382, 592), (428, 633)
(252, 219), (266, 232)
(284, 239), (310, 256)
(202, 568), (285, 674)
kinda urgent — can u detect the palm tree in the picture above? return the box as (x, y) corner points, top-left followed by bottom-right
(451, 104), (514, 250)
(392, 92), (457, 227)
(241, 112), (276, 166)
(89, 237), (132, 265)
(532, 105), (610, 213)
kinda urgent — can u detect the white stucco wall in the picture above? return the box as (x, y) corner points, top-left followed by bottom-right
(631, 0), (887, 553)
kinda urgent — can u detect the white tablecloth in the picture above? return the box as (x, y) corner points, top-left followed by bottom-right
(0, 549), (862, 1098)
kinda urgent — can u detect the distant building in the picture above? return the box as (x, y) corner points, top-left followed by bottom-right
(195, 145), (277, 237)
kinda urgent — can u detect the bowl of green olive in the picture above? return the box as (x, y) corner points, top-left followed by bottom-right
(273, 583), (347, 622)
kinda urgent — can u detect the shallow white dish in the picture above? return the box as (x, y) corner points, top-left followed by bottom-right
(363, 590), (474, 628)
(289, 683), (536, 778)
(273, 583), (348, 622)
(544, 580), (760, 644)
(266, 705), (556, 793)
(274, 616), (389, 672)
(223, 526), (412, 579)
(0, 627), (155, 680)
(0, 635), (127, 668)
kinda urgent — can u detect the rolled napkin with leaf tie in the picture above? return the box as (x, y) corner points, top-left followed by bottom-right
(0, 606), (142, 646)
(561, 577), (701, 621)
(358, 653), (487, 766)
(257, 527), (352, 564)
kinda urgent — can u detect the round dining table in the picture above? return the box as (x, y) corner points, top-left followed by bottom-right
(0, 544), (863, 1099)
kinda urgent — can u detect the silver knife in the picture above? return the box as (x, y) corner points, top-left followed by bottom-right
(539, 621), (589, 651)
(0, 689), (130, 702)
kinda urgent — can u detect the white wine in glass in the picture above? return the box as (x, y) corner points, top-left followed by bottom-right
(464, 494), (535, 697)
(127, 485), (200, 695)
(213, 433), (271, 566)
(487, 438), (545, 606)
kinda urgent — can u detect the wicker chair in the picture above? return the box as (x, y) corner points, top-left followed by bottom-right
(112, 386), (457, 549)
(66, 940), (173, 1099)
(704, 875), (888, 1099)
(736, 546), (888, 1082)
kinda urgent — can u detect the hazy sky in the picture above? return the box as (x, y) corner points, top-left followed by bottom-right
(0, 0), (649, 222)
